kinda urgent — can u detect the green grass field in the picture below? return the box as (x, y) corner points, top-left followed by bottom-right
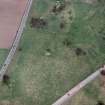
(0, 0), (105, 105)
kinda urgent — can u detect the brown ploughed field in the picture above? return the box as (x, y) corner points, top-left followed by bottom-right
(0, 0), (27, 49)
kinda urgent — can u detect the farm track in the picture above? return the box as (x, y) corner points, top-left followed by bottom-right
(0, 0), (33, 80)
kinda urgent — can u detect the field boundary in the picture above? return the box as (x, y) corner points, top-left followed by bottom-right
(0, 0), (33, 80)
(52, 66), (105, 105)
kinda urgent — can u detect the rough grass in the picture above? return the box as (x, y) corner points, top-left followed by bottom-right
(34, 0), (49, 15)
(0, 0), (105, 105)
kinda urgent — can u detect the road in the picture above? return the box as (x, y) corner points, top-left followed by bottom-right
(52, 66), (105, 105)
(0, 0), (33, 80)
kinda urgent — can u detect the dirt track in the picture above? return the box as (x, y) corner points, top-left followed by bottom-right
(0, 0), (27, 48)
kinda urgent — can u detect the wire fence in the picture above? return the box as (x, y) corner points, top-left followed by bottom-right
(0, 0), (33, 80)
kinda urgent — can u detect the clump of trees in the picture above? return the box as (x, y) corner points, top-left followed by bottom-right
(100, 70), (105, 76)
(63, 38), (72, 47)
(30, 17), (47, 28)
(18, 48), (22, 52)
(52, 4), (65, 14)
(52, 1), (66, 14)
(2, 74), (10, 86)
(60, 22), (65, 29)
(75, 48), (86, 56)
(97, 101), (105, 105)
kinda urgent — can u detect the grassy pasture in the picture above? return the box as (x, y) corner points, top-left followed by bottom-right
(0, 0), (105, 105)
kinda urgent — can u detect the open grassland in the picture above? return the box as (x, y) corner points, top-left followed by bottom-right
(0, 0), (105, 105)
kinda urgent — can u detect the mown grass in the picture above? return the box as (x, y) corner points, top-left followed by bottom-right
(0, 0), (105, 105)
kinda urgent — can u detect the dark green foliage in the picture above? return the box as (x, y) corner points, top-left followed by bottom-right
(2, 75), (10, 86)
(52, 4), (66, 14)
(96, 101), (105, 105)
(30, 17), (47, 28)
(63, 38), (72, 47)
(75, 48), (86, 56)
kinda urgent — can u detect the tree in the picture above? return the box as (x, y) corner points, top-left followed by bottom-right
(2, 74), (10, 86)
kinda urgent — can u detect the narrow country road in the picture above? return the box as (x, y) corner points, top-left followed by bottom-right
(52, 66), (105, 105)
(0, 0), (33, 80)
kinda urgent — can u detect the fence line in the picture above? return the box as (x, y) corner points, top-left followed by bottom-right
(0, 0), (33, 80)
